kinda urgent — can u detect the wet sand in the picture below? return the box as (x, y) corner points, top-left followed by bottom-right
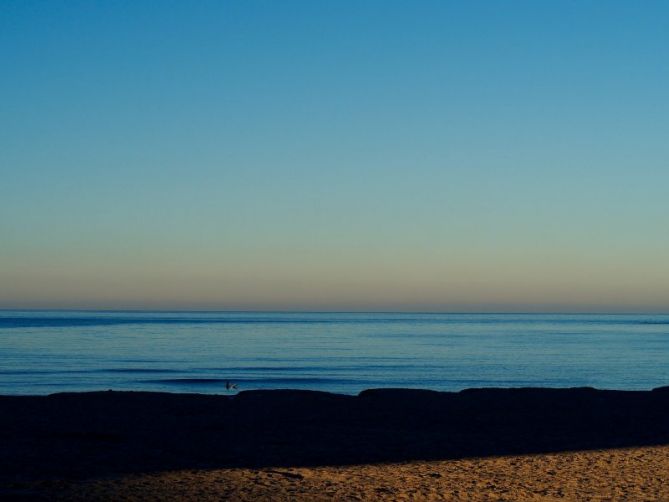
(2, 387), (668, 499)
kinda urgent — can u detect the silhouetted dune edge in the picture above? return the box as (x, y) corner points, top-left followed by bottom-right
(1, 386), (668, 482)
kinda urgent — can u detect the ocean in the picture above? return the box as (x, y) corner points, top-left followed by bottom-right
(1, 311), (668, 395)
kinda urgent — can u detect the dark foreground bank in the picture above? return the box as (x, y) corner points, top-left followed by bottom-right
(1, 386), (669, 483)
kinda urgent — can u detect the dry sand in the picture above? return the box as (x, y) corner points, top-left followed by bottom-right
(30, 446), (669, 501)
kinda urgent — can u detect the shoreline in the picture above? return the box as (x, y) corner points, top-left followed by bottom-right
(3, 382), (669, 398)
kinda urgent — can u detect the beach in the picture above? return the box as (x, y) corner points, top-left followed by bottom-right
(21, 446), (669, 500)
(2, 387), (668, 500)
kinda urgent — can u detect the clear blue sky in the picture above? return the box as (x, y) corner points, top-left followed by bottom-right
(1, 1), (668, 311)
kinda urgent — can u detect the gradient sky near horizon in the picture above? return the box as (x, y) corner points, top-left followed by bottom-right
(1, 1), (668, 312)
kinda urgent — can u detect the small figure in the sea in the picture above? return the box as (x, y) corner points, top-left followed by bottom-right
(225, 381), (238, 390)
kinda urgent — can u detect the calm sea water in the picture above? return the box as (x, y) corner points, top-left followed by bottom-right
(1, 311), (668, 395)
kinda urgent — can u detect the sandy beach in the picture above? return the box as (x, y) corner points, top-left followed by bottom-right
(2, 387), (668, 500)
(16, 446), (669, 500)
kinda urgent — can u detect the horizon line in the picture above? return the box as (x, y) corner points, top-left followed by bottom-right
(1, 308), (668, 316)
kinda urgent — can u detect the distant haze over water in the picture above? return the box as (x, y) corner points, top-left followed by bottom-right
(1, 311), (668, 396)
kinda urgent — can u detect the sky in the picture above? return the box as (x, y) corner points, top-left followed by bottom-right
(1, 1), (668, 312)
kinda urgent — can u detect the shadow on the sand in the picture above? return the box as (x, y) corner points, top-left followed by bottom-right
(1, 386), (668, 481)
